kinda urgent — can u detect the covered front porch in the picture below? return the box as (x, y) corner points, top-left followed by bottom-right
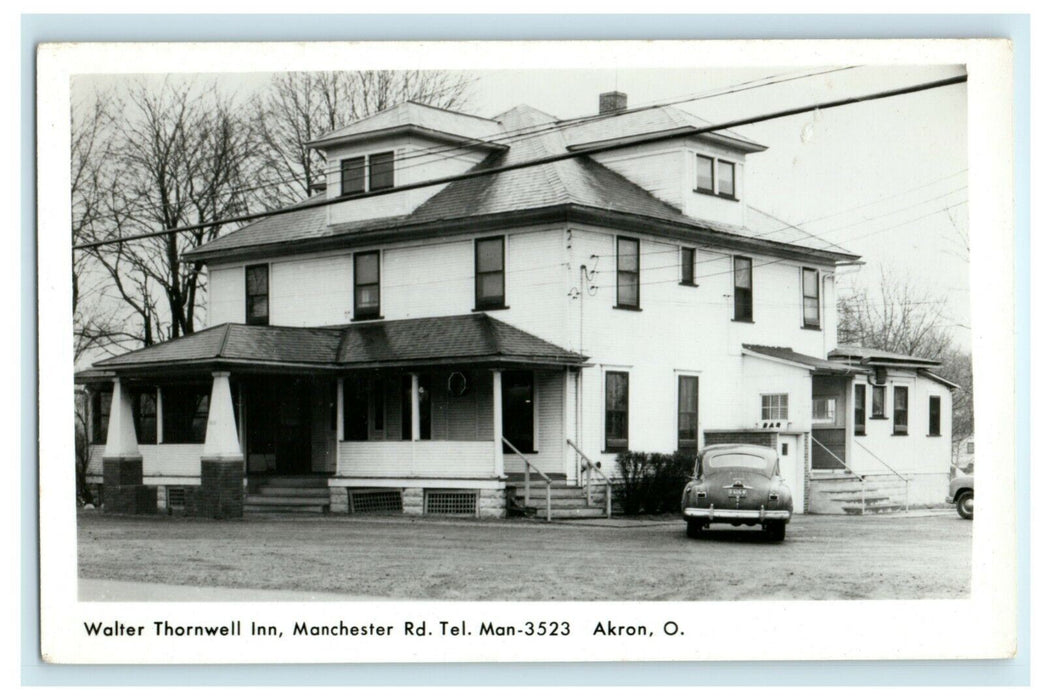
(78, 314), (586, 518)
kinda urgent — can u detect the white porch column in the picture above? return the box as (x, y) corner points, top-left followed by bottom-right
(155, 386), (164, 444)
(492, 369), (505, 478)
(336, 378), (345, 441)
(410, 373), (421, 441)
(203, 371), (242, 459)
(103, 377), (140, 458)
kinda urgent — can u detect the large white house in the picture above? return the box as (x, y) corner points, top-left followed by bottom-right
(78, 92), (956, 518)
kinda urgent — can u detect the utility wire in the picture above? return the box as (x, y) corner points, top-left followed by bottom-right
(74, 73), (967, 252)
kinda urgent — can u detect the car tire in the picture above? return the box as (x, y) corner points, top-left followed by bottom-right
(764, 521), (786, 542)
(686, 519), (706, 538)
(956, 491), (974, 520)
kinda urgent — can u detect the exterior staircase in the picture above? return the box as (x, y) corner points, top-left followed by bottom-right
(506, 473), (610, 519)
(810, 473), (909, 515)
(245, 475), (331, 515)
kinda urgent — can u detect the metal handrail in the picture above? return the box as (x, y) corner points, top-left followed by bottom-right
(852, 440), (910, 513)
(566, 439), (612, 518)
(812, 435), (910, 513)
(503, 436), (552, 522)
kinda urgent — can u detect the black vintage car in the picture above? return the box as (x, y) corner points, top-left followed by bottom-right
(681, 444), (794, 541)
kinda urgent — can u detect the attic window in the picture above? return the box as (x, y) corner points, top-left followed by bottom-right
(696, 154), (739, 201)
(340, 151), (394, 195)
(340, 157), (365, 195)
(369, 151), (395, 191)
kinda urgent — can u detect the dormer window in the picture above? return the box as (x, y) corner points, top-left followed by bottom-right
(340, 151), (395, 196)
(695, 153), (738, 201)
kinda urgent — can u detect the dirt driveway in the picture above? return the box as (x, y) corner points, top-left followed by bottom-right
(77, 510), (971, 601)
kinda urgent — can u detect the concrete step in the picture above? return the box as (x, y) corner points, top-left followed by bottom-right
(245, 495), (330, 506)
(533, 506), (608, 519)
(244, 504), (327, 515)
(256, 487), (331, 497)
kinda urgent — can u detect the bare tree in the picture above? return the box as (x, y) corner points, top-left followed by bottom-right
(838, 268), (973, 447)
(250, 70), (473, 206)
(78, 79), (256, 346)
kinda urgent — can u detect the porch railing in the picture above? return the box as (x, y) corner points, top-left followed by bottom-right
(566, 439), (612, 518)
(502, 436), (552, 523)
(811, 435), (910, 513)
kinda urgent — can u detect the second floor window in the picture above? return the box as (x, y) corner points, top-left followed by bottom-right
(680, 247), (696, 286)
(893, 386), (909, 435)
(733, 256), (753, 322)
(803, 267), (821, 329)
(245, 264), (269, 326)
(761, 393), (788, 421)
(353, 251), (381, 320)
(475, 236), (505, 310)
(616, 236), (640, 309)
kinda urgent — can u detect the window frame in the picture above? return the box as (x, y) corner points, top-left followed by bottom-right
(680, 247), (697, 287)
(760, 393), (789, 421)
(871, 385), (887, 419)
(244, 263), (270, 326)
(853, 384), (867, 435)
(615, 236), (641, 310)
(352, 250), (382, 321)
(733, 255), (753, 322)
(91, 388), (112, 445)
(368, 150), (395, 191)
(696, 155), (715, 193)
(802, 267), (821, 330)
(160, 385), (210, 445)
(928, 395), (941, 437)
(677, 375), (699, 452)
(604, 371), (629, 453)
(812, 397), (837, 424)
(340, 156), (366, 196)
(893, 385), (909, 436)
(474, 235), (507, 311)
(717, 159), (736, 198)
(695, 154), (740, 201)
(133, 388), (158, 445)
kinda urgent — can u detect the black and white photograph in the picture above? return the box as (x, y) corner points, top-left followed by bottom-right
(36, 38), (1016, 664)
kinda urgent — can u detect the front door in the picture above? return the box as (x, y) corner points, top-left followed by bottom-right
(246, 377), (312, 475)
(778, 435), (804, 513)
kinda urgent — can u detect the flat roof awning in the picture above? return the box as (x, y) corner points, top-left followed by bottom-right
(82, 313), (588, 378)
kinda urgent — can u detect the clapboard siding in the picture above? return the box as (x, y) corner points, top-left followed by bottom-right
(337, 440), (496, 478)
(207, 265), (244, 326)
(270, 254), (352, 326)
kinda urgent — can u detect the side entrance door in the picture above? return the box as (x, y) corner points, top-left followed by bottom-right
(778, 434), (804, 514)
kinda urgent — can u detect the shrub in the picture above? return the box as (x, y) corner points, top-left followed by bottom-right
(614, 451), (696, 515)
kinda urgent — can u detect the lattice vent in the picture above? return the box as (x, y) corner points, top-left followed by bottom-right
(349, 490), (403, 514)
(167, 487), (186, 509)
(424, 490), (478, 516)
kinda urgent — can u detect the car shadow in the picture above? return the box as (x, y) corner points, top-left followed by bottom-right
(685, 527), (783, 544)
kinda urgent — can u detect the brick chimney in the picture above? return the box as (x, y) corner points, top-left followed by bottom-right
(599, 91), (627, 115)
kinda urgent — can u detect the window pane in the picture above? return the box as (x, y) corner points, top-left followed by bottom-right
(162, 386), (209, 444)
(341, 157), (365, 195)
(696, 155), (714, 191)
(618, 238), (639, 273)
(605, 372), (629, 450)
(718, 161), (735, 196)
(477, 272), (504, 302)
(872, 386), (885, 417)
(368, 151), (394, 191)
(803, 268), (819, 293)
(734, 257), (751, 288)
(476, 237), (504, 273)
(854, 384), (867, 433)
(894, 387), (908, 411)
(681, 248), (694, 284)
(618, 271), (639, 307)
(678, 376), (698, 444)
(929, 395), (941, 436)
(248, 297), (269, 322)
(246, 265), (268, 295)
(356, 285), (380, 309)
(803, 297), (820, 325)
(355, 252), (379, 285)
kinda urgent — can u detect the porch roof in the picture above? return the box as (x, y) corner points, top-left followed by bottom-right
(742, 344), (857, 375)
(86, 313), (587, 376)
(828, 345), (943, 368)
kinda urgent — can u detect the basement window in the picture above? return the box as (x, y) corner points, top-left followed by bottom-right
(424, 490), (478, 517)
(349, 489), (403, 514)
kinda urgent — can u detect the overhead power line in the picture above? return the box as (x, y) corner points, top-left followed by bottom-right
(73, 73), (967, 252)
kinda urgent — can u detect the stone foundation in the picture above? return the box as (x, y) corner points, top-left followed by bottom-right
(402, 487), (424, 515)
(478, 488), (506, 518)
(197, 458), (245, 519)
(102, 456), (156, 515)
(328, 487), (349, 513)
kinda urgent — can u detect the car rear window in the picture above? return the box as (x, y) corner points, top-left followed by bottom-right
(705, 453), (769, 471)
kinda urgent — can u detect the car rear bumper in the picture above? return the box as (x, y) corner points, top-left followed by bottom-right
(683, 506), (791, 522)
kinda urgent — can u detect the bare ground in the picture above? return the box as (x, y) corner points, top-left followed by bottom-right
(77, 510), (971, 601)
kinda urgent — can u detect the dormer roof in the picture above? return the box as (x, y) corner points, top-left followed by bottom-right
(307, 100), (506, 151)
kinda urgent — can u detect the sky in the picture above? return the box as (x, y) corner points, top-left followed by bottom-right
(73, 63), (970, 349)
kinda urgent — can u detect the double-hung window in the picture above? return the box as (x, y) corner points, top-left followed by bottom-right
(353, 251), (381, 320)
(680, 247), (696, 286)
(677, 376), (699, 452)
(134, 389), (158, 444)
(872, 385), (887, 418)
(696, 155), (715, 193)
(475, 236), (506, 310)
(340, 157), (365, 195)
(928, 395), (941, 437)
(162, 385), (210, 444)
(717, 160), (736, 197)
(91, 388), (112, 444)
(733, 256), (753, 322)
(368, 151), (395, 191)
(245, 264), (269, 326)
(605, 371), (629, 452)
(802, 267), (821, 329)
(893, 386), (909, 435)
(616, 237), (640, 309)
(854, 384), (867, 435)
(696, 154), (738, 200)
